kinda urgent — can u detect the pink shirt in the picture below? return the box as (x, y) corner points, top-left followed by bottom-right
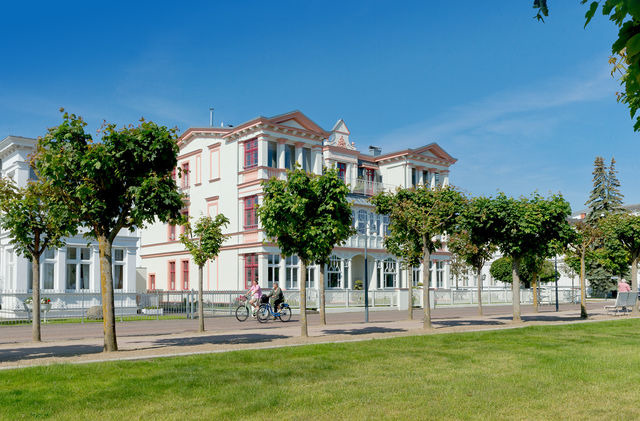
(618, 282), (631, 292)
(249, 284), (262, 299)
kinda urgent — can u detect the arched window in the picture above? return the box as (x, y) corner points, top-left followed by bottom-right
(327, 256), (342, 288)
(383, 258), (396, 288)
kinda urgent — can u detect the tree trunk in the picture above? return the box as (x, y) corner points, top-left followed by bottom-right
(300, 259), (308, 337)
(580, 250), (588, 319)
(476, 264), (483, 317)
(511, 256), (522, 322)
(98, 235), (118, 352)
(632, 254), (639, 315)
(532, 271), (538, 313)
(198, 264), (205, 332)
(422, 236), (432, 329)
(31, 251), (41, 342)
(408, 267), (413, 320)
(319, 263), (326, 325)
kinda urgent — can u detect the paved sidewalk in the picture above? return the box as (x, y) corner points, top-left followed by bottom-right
(0, 301), (623, 370)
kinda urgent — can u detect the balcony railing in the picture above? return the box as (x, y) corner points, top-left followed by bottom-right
(344, 177), (392, 197)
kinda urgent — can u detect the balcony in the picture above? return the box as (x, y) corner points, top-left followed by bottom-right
(344, 177), (391, 197)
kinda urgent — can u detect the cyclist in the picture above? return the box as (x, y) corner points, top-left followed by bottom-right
(266, 281), (284, 313)
(246, 279), (262, 316)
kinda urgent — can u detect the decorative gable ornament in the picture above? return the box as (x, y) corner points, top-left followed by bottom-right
(326, 119), (356, 150)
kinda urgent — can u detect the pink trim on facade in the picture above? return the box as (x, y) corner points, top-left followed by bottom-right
(177, 149), (203, 160)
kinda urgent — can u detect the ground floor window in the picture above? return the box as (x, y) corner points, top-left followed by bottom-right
(286, 255), (299, 289)
(182, 260), (189, 290)
(327, 256), (342, 288)
(383, 258), (396, 288)
(66, 247), (91, 291)
(169, 261), (176, 290)
(306, 264), (316, 289)
(149, 274), (156, 290)
(113, 248), (125, 290)
(267, 254), (280, 288)
(429, 261), (445, 288)
(412, 266), (421, 287)
(244, 254), (258, 289)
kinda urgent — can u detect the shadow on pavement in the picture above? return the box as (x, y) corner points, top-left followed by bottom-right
(148, 333), (291, 348)
(435, 319), (505, 328)
(0, 344), (103, 363)
(320, 326), (405, 336)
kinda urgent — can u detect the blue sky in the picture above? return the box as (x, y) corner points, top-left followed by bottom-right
(1, 1), (636, 210)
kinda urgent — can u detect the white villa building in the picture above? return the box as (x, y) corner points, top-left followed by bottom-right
(0, 136), (139, 298)
(140, 111), (457, 294)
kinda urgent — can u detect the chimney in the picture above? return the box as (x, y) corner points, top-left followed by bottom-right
(209, 107), (214, 127)
(369, 146), (382, 157)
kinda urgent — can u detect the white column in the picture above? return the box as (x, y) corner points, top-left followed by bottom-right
(277, 141), (286, 169)
(16, 255), (30, 291)
(295, 143), (304, 167)
(312, 147), (322, 174)
(442, 171), (450, 187)
(429, 170), (436, 189)
(56, 247), (67, 292)
(346, 258), (352, 289)
(125, 248), (136, 292)
(279, 254), (286, 289)
(91, 246), (100, 292)
(258, 137), (268, 167)
(258, 254), (267, 288)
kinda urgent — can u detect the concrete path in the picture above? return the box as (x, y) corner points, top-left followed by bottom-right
(0, 301), (623, 370)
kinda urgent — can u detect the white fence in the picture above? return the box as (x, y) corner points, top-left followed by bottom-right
(0, 287), (580, 325)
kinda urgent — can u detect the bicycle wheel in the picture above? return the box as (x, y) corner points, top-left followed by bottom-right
(235, 305), (249, 322)
(257, 304), (270, 323)
(279, 306), (291, 322)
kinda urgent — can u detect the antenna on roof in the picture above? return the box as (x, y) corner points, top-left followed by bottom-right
(209, 107), (214, 127)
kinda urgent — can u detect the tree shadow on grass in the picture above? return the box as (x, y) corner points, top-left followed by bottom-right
(0, 344), (103, 363)
(320, 326), (406, 336)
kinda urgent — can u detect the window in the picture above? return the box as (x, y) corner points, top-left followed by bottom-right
(357, 210), (368, 234)
(327, 256), (342, 288)
(423, 170), (429, 185)
(382, 215), (390, 236)
(244, 196), (258, 229)
(66, 247), (91, 290)
(42, 248), (56, 290)
(412, 266), (421, 287)
(434, 172), (440, 186)
(412, 168), (417, 187)
(244, 139), (258, 168)
(113, 248), (124, 290)
(428, 261), (445, 288)
(284, 144), (295, 170)
(267, 141), (278, 168)
(244, 254), (258, 289)
(306, 265), (315, 288)
(182, 260), (189, 290)
(149, 274), (156, 290)
(181, 209), (189, 235)
(169, 261), (176, 290)
(337, 163), (346, 180)
(370, 213), (379, 236)
(302, 148), (311, 172)
(168, 224), (176, 241)
(267, 254), (280, 288)
(383, 258), (396, 288)
(181, 162), (190, 188)
(286, 255), (299, 289)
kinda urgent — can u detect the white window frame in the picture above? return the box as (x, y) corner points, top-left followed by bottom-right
(113, 248), (125, 290)
(267, 254), (280, 288)
(285, 255), (299, 289)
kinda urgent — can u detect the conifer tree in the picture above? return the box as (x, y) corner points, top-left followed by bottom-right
(606, 157), (624, 213)
(585, 156), (607, 223)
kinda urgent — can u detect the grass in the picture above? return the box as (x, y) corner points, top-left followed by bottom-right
(2, 319), (640, 420)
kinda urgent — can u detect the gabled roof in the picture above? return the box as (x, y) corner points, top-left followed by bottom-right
(331, 119), (351, 135)
(268, 110), (330, 137)
(371, 142), (457, 165)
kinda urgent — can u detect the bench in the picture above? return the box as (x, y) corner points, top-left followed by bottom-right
(604, 292), (638, 315)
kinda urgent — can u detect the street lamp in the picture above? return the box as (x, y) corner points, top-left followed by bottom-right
(554, 255), (559, 312)
(358, 210), (370, 322)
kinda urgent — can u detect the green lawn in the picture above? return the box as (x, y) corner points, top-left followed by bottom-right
(2, 320), (640, 420)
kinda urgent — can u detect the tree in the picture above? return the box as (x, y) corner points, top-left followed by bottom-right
(258, 168), (353, 337)
(179, 214), (230, 332)
(488, 193), (572, 322)
(489, 256), (555, 288)
(585, 156), (607, 223)
(565, 221), (601, 318)
(606, 157), (624, 211)
(34, 111), (184, 352)
(448, 195), (496, 316)
(601, 212), (640, 314)
(535, 1), (640, 131)
(0, 179), (77, 341)
(372, 185), (465, 328)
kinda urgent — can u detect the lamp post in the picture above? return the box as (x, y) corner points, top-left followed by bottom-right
(358, 210), (370, 322)
(554, 255), (559, 312)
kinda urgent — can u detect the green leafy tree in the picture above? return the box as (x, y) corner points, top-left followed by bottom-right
(258, 168), (353, 336)
(34, 111), (184, 352)
(488, 193), (572, 322)
(372, 185), (465, 328)
(489, 256), (555, 288)
(179, 214), (230, 332)
(565, 221), (601, 318)
(448, 196), (496, 316)
(601, 212), (640, 314)
(535, 1), (640, 131)
(0, 179), (77, 341)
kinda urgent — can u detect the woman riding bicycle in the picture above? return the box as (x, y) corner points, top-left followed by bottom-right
(266, 281), (284, 312)
(246, 279), (262, 316)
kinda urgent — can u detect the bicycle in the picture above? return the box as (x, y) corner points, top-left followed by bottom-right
(256, 301), (291, 323)
(234, 295), (253, 321)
